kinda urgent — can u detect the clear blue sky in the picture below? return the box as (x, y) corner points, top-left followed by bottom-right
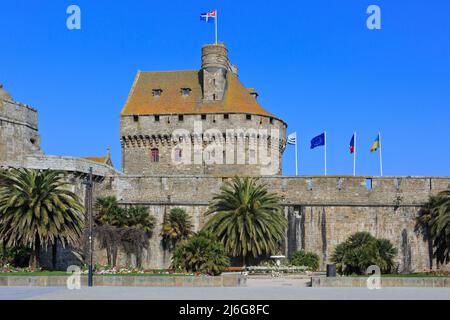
(1, 0), (449, 176)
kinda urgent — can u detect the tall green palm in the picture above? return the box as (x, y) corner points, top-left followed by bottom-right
(203, 177), (287, 265)
(0, 168), (84, 268)
(419, 187), (450, 265)
(161, 208), (193, 250)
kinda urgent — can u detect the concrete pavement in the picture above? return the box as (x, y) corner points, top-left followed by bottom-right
(0, 286), (448, 300)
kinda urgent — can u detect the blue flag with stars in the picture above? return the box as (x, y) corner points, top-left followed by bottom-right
(311, 133), (325, 149)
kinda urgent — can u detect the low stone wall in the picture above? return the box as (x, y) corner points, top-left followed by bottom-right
(0, 273), (246, 287)
(311, 276), (449, 288)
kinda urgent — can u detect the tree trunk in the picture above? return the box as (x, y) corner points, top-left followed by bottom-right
(242, 255), (246, 268)
(1, 241), (6, 265)
(30, 236), (41, 269)
(52, 242), (57, 270)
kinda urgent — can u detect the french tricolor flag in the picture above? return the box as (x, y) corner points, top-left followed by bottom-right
(200, 10), (217, 23)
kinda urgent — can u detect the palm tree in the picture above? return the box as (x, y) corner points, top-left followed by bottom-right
(0, 168), (84, 269)
(161, 208), (193, 250)
(419, 187), (450, 265)
(94, 197), (155, 268)
(95, 196), (125, 227)
(171, 231), (230, 276)
(332, 232), (397, 275)
(203, 177), (287, 266)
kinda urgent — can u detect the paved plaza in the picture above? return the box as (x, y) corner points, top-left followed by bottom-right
(0, 285), (448, 301)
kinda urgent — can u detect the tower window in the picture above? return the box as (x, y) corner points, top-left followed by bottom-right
(178, 115), (184, 122)
(201, 114), (207, 120)
(174, 148), (183, 162)
(133, 115), (139, 122)
(246, 114), (252, 120)
(270, 117), (274, 124)
(181, 88), (191, 96)
(224, 114), (229, 120)
(151, 148), (160, 163)
(152, 89), (162, 97)
(154, 115), (160, 122)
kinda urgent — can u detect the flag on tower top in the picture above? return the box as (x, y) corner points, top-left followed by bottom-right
(200, 10), (217, 23)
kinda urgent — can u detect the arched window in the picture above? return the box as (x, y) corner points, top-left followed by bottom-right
(151, 148), (159, 163)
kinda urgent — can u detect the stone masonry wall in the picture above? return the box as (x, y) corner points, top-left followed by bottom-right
(0, 99), (42, 167)
(88, 175), (450, 272)
(120, 113), (286, 176)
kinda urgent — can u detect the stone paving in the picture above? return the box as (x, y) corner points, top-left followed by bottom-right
(0, 285), (448, 300)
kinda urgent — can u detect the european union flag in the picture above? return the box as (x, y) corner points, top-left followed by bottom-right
(311, 133), (325, 149)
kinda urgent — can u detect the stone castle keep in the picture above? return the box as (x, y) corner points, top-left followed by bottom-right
(1, 43), (449, 272)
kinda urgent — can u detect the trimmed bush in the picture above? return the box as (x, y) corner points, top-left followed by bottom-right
(289, 250), (320, 271)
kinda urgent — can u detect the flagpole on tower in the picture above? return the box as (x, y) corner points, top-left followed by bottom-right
(379, 132), (383, 177)
(353, 132), (357, 176)
(215, 9), (218, 44)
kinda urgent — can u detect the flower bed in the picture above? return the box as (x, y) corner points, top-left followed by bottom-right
(246, 265), (309, 274)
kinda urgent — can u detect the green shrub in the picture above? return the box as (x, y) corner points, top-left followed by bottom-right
(0, 244), (32, 268)
(332, 232), (397, 275)
(171, 232), (230, 276)
(289, 250), (320, 271)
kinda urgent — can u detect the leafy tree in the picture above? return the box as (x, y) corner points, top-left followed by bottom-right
(290, 250), (320, 271)
(332, 232), (397, 275)
(161, 208), (193, 250)
(0, 168), (84, 268)
(203, 177), (287, 265)
(418, 187), (450, 265)
(171, 232), (230, 276)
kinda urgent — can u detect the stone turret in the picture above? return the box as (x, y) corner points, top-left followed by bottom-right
(201, 43), (237, 101)
(0, 84), (43, 167)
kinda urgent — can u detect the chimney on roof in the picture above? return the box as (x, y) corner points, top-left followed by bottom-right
(201, 43), (237, 101)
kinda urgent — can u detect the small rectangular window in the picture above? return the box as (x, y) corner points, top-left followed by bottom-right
(270, 117), (274, 124)
(224, 114), (229, 120)
(201, 114), (207, 120)
(181, 88), (191, 96)
(133, 115), (139, 122)
(178, 115), (184, 122)
(155, 115), (160, 122)
(152, 89), (162, 97)
(151, 148), (160, 163)
(246, 114), (252, 120)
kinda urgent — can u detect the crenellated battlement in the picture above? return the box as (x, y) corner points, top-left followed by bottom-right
(99, 175), (450, 207)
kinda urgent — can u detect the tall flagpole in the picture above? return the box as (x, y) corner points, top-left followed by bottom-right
(353, 132), (357, 176)
(215, 10), (218, 44)
(324, 131), (327, 176)
(379, 132), (383, 176)
(295, 132), (298, 176)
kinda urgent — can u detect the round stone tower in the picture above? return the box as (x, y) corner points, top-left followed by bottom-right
(120, 43), (287, 176)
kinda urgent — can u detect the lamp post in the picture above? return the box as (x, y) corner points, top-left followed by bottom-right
(83, 167), (94, 287)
